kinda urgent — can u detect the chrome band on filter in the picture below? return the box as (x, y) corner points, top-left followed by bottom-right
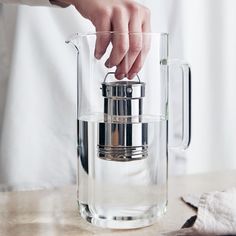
(98, 122), (148, 161)
(98, 74), (148, 161)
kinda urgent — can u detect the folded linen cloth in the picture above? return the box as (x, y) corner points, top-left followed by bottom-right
(193, 188), (236, 235)
(165, 188), (236, 235)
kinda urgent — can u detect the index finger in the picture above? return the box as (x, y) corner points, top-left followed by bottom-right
(104, 8), (129, 69)
(94, 16), (112, 59)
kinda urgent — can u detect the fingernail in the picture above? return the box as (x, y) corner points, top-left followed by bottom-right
(95, 51), (102, 59)
(116, 74), (125, 80)
(105, 59), (113, 68)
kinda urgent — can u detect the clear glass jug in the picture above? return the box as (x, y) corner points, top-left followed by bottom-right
(67, 32), (191, 229)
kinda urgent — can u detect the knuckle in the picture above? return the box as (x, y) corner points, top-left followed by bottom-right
(112, 5), (125, 17)
(93, 7), (111, 23)
(117, 42), (128, 54)
(91, 9), (109, 24)
(127, 2), (140, 14)
(100, 7), (111, 18)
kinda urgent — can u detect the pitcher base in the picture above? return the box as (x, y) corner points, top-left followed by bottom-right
(78, 202), (167, 229)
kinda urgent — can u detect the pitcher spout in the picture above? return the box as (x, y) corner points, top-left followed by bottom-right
(65, 33), (80, 51)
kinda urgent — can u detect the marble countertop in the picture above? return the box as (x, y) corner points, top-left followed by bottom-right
(0, 170), (236, 236)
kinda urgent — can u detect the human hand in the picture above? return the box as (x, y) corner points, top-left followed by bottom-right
(72, 0), (151, 79)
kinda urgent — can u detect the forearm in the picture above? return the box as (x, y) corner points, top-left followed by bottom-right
(0, 0), (51, 6)
(0, 0), (71, 7)
(49, 0), (71, 7)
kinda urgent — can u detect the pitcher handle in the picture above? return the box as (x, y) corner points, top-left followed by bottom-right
(167, 59), (191, 149)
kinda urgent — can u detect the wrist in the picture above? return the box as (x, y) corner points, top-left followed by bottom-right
(49, 0), (72, 7)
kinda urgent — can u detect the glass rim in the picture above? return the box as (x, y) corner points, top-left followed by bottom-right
(66, 31), (168, 43)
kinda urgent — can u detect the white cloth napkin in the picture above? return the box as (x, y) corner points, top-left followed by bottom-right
(193, 188), (236, 234)
(165, 188), (236, 235)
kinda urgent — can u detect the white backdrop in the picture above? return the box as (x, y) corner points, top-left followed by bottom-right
(0, 0), (236, 190)
(171, 0), (236, 173)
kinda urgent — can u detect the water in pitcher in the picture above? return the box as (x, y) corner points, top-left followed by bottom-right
(77, 114), (168, 229)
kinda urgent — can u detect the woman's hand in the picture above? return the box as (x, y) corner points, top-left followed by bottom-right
(72, 0), (151, 79)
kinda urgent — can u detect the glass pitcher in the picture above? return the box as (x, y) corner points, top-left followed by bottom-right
(67, 32), (191, 229)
